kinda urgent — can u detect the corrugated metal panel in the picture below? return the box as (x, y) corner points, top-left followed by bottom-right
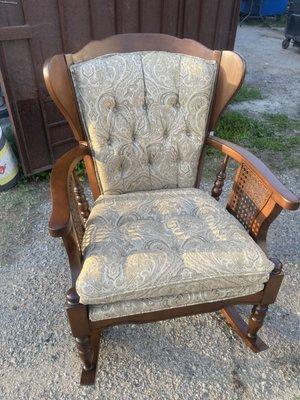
(0, 0), (240, 175)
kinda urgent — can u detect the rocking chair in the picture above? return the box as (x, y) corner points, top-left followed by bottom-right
(43, 33), (299, 385)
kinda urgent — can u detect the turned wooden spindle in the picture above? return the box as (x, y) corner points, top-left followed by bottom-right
(75, 337), (95, 371)
(66, 288), (95, 372)
(72, 172), (90, 223)
(247, 304), (268, 339)
(247, 258), (283, 341)
(211, 154), (229, 200)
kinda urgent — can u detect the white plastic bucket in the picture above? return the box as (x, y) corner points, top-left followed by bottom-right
(0, 126), (19, 191)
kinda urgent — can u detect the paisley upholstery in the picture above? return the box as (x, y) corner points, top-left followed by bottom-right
(71, 52), (273, 321)
(76, 188), (274, 308)
(70, 51), (217, 194)
(89, 283), (264, 321)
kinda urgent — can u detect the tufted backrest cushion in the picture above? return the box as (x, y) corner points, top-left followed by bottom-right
(70, 51), (217, 195)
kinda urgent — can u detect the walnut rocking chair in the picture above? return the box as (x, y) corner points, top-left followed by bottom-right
(43, 34), (299, 385)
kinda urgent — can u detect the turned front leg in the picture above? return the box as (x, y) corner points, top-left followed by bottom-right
(247, 305), (268, 339)
(66, 288), (95, 371)
(247, 259), (283, 341)
(75, 336), (94, 371)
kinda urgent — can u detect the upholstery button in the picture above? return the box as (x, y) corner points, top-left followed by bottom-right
(186, 131), (191, 137)
(173, 98), (180, 108)
(143, 102), (148, 111)
(163, 130), (168, 139)
(111, 99), (116, 109)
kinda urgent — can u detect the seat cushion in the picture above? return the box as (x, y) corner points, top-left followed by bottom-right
(77, 188), (274, 307)
(89, 283), (264, 321)
(70, 51), (217, 195)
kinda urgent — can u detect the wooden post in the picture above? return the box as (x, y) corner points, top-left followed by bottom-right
(211, 154), (229, 200)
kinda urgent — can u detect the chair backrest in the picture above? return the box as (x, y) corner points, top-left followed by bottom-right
(44, 33), (245, 199)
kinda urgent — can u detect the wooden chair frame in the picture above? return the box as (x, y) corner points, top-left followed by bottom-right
(43, 34), (299, 385)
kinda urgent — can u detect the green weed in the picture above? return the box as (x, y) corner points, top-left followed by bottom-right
(213, 111), (300, 170)
(233, 84), (263, 103)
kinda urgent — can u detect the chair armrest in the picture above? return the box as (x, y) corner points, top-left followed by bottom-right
(49, 143), (90, 237)
(206, 136), (299, 211)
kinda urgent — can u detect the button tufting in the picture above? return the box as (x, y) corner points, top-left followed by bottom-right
(173, 97), (180, 108)
(143, 102), (148, 111)
(186, 131), (191, 137)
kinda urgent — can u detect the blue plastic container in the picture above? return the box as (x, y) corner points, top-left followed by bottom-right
(241, 0), (288, 16)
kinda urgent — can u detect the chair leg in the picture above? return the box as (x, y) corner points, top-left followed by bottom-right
(221, 305), (268, 353)
(75, 336), (94, 371)
(247, 305), (268, 340)
(222, 258), (283, 353)
(80, 331), (101, 386)
(66, 288), (99, 385)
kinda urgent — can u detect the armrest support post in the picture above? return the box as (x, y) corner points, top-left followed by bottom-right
(63, 228), (83, 286)
(211, 154), (229, 200)
(50, 143), (91, 285)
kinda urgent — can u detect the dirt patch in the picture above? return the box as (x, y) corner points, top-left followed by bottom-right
(231, 26), (300, 118)
(0, 182), (49, 267)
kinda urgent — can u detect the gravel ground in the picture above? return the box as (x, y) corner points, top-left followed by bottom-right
(232, 25), (300, 119)
(0, 25), (299, 399)
(0, 173), (299, 400)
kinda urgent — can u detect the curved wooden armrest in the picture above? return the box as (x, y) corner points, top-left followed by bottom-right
(49, 143), (90, 237)
(206, 136), (299, 211)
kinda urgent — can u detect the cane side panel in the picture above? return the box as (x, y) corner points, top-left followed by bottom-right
(227, 163), (271, 233)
